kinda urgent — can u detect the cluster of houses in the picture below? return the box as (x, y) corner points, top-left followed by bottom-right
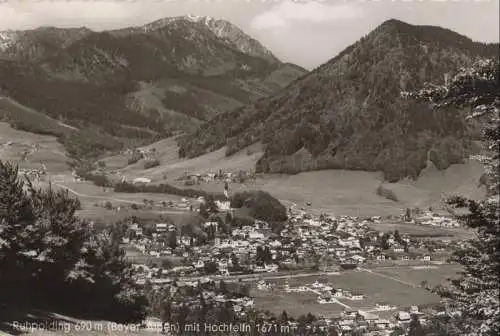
(414, 211), (462, 228)
(331, 305), (431, 335)
(141, 277), (256, 322)
(123, 147), (157, 161)
(119, 199), (465, 333)
(177, 169), (256, 185)
(268, 280), (367, 303)
(122, 201), (458, 285)
(18, 167), (46, 180)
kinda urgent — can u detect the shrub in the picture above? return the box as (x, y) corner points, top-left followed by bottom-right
(76, 168), (112, 187)
(144, 159), (160, 169)
(376, 184), (399, 202)
(128, 151), (144, 165)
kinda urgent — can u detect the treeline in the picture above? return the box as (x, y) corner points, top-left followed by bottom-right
(113, 181), (226, 201)
(0, 161), (147, 322)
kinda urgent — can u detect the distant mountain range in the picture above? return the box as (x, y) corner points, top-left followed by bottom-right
(0, 16), (307, 159)
(179, 19), (499, 181)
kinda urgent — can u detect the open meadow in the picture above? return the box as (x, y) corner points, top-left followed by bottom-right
(366, 221), (474, 239)
(251, 289), (346, 317)
(374, 264), (463, 288)
(250, 265), (460, 318)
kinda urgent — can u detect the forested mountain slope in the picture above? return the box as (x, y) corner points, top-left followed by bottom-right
(178, 19), (498, 181)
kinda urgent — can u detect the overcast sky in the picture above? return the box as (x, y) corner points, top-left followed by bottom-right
(1, 0), (498, 69)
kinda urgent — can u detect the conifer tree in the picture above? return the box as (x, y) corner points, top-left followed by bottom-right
(0, 162), (147, 322)
(0, 162), (36, 303)
(405, 59), (499, 336)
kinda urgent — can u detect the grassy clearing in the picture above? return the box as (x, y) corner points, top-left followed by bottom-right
(109, 139), (263, 184)
(251, 268), (445, 317)
(367, 221), (474, 239)
(380, 159), (486, 208)
(251, 289), (345, 317)
(376, 264), (463, 288)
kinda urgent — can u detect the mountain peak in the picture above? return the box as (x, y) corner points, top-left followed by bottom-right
(379, 18), (410, 28)
(179, 20), (498, 181)
(142, 15), (279, 63)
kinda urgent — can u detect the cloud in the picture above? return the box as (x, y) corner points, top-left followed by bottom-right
(251, 1), (364, 31)
(0, 2), (144, 30)
(0, 1), (195, 30)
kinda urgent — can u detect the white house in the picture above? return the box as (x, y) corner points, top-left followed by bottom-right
(193, 260), (204, 269)
(397, 311), (411, 322)
(248, 231), (265, 240)
(133, 177), (151, 184)
(215, 200), (231, 211)
(350, 294), (365, 301)
(156, 223), (168, 233)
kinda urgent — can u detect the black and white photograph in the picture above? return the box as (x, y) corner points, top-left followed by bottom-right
(0, 0), (498, 335)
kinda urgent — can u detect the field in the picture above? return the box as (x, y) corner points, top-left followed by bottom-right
(251, 289), (345, 317)
(367, 221), (474, 239)
(0, 122), (71, 174)
(375, 264), (463, 287)
(379, 159), (486, 207)
(250, 265), (462, 318)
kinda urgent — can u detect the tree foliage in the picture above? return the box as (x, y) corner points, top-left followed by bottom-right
(407, 59), (499, 336)
(230, 190), (287, 223)
(0, 161), (147, 322)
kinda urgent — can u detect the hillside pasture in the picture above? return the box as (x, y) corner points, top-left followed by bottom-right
(0, 122), (70, 174)
(103, 138), (263, 183)
(379, 159), (486, 208)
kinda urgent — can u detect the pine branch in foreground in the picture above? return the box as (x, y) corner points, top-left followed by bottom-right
(404, 58), (500, 336)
